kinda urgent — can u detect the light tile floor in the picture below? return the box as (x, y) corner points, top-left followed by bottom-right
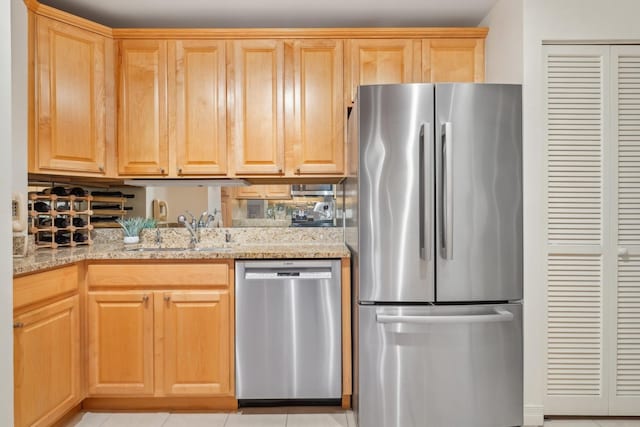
(65, 410), (356, 427)
(65, 412), (640, 427)
(543, 420), (640, 427)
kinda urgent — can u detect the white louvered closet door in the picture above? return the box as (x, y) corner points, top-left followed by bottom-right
(610, 45), (640, 414)
(544, 45), (612, 415)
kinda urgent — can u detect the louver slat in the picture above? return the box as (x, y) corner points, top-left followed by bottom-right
(617, 257), (640, 396)
(618, 55), (640, 247)
(547, 255), (603, 396)
(616, 54), (640, 400)
(547, 55), (603, 246)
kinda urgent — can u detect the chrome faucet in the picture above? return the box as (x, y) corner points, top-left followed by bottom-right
(155, 228), (162, 246)
(177, 214), (199, 248)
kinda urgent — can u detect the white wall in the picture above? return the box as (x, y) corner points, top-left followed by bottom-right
(522, 0), (640, 425)
(480, 0), (523, 84)
(0, 0), (15, 423)
(12, 0), (27, 202)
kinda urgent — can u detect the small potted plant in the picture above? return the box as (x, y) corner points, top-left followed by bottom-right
(117, 217), (156, 244)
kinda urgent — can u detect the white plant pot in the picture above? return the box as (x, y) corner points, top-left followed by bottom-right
(123, 236), (139, 244)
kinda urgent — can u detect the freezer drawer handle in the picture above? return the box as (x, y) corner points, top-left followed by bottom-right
(376, 308), (514, 325)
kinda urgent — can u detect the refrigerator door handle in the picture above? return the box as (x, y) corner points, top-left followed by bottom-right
(376, 308), (514, 325)
(418, 123), (431, 261)
(441, 122), (454, 260)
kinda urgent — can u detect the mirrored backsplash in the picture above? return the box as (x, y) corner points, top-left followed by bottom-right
(225, 184), (342, 228)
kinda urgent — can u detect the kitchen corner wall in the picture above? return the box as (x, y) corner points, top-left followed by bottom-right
(480, 0), (523, 84)
(12, 0), (27, 221)
(0, 0), (17, 424)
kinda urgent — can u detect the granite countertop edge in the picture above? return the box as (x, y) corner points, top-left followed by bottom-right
(13, 243), (351, 276)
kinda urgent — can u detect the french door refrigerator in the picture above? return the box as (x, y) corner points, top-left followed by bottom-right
(345, 83), (523, 427)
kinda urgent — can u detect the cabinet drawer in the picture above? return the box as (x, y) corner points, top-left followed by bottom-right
(14, 264), (79, 310)
(87, 262), (230, 288)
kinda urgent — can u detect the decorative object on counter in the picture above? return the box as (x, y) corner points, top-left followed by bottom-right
(28, 190), (93, 249)
(117, 217), (156, 244)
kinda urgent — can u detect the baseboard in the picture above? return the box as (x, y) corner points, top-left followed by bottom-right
(524, 404), (545, 426)
(82, 396), (238, 411)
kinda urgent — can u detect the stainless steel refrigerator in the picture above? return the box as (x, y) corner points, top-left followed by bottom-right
(345, 83), (523, 427)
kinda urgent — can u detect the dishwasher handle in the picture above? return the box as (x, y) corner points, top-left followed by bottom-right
(244, 270), (333, 280)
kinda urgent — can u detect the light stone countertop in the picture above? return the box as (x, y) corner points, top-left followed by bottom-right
(13, 241), (351, 276)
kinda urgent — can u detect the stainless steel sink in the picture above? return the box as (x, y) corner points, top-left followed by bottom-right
(190, 247), (232, 252)
(124, 247), (231, 252)
(125, 247), (188, 252)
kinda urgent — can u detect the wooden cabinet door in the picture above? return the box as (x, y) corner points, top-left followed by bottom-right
(159, 291), (231, 396)
(264, 185), (291, 199)
(422, 39), (485, 83)
(173, 40), (227, 176)
(34, 16), (106, 175)
(347, 39), (421, 104)
(118, 40), (169, 176)
(14, 295), (80, 427)
(229, 40), (285, 175)
(288, 40), (344, 175)
(88, 291), (154, 395)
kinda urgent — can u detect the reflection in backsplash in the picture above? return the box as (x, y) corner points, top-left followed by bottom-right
(228, 184), (343, 228)
(232, 196), (337, 227)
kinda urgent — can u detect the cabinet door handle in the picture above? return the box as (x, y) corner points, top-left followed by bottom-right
(164, 295), (171, 302)
(142, 295), (149, 303)
(278, 168), (283, 174)
(295, 168), (301, 175)
(178, 168), (183, 175)
(160, 168), (165, 175)
(13, 322), (24, 329)
(98, 166), (104, 173)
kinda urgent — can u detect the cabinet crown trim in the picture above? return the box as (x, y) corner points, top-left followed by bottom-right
(25, 0), (114, 37)
(24, 1), (487, 41)
(112, 27), (488, 40)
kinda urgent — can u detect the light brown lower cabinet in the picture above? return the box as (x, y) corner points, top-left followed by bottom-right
(86, 262), (234, 398)
(13, 295), (81, 427)
(161, 291), (231, 396)
(87, 291), (154, 396)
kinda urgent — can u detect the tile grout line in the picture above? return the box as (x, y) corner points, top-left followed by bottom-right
(159, 412), (170, 427)
(97, 412), (110, 427)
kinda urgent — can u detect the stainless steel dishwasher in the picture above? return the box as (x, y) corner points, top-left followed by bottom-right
(235, 259), (341, 401)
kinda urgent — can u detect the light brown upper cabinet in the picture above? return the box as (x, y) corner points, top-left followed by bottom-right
(287, 40), (344, 175)
(347, 38), (485, 104)
(422, 39), (485, 82)
(172, 40), (227, 176)
(31, 16), (109, 176)
(117, 40), (169, 176)
(229, 40), (285, 176)
(346, 39), (421, 105)
(28, 4), (488, 181)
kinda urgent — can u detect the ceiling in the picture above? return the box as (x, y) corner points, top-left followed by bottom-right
(38, 0), (499, 28)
